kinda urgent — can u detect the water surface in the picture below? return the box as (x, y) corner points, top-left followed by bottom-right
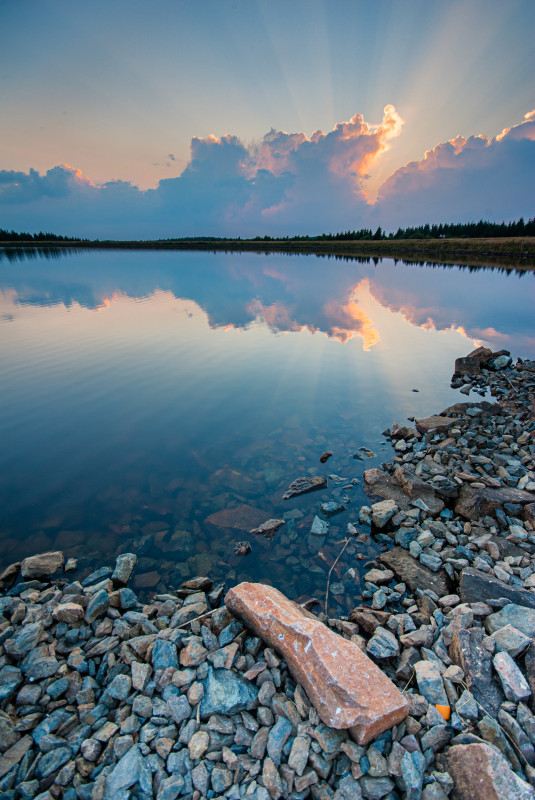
(1, 248), (533, 613)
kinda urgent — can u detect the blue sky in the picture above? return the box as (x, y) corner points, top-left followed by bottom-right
(1, 0), (534, 237)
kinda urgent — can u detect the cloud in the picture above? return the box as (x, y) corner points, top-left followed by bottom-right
(0, 107), (402, 238)
(0, 107), (533, 238)
(377, 109), (535, 228)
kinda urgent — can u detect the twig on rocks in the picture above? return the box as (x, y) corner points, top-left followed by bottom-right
(324, 537), (350, 617)
(174, 606), (219, 630)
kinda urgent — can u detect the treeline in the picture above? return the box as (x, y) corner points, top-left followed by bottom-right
(0, 229), (87, 242)
(253, 217), (535, 242)
(1, 217), (534, 244)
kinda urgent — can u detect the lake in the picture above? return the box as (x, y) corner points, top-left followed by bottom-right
(0, 247), (533, 614)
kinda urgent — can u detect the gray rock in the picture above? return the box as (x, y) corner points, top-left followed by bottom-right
(486, 604), (535, 637)
(288, 736), (310, 776)
(200, 666), (258, 718)
(489, 624), (531, 657)
(166, 695), (192, 725)
(156, 774), (184, 800)
(366, 626), (399, 659)
(493, 651), (531, 701)
(334, 774), (363, 800)
(84, 589), (109, 623)
(267, 716), (292, 767)
(371, 499), (398, 528)
(151, 639), (179, 670)
(211, 766), (233, 794)
(5, 622), (42, 657)
(450, 629), (503, 716)
(320, 501), (346, 517)
(283, 476), (328, 499)
(459, 568), (535, 609)
(413, 661), (448, 706)
(112, 553), (137, 585)
(359, 776), (395, 799)
(108, 674), (132, 700)
(311, 516), (329, 535)
(36, 746), (72, 779)
(104, 744), (146, 798)
(399, 749), (425, 799)
(0, 666), (22, 701)
(379, 547), (451, 597)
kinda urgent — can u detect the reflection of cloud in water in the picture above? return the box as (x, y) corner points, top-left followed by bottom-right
(1, 250), (534, 357)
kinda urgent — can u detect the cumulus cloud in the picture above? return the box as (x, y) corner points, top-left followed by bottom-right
(0, 107), (402, 238)
(0, 107), (533, 238)
(377, 109), (535, 228)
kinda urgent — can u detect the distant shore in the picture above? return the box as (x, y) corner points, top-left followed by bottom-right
(1, 236), (535, 270)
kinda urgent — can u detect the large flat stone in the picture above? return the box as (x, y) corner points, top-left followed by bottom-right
(459, 568), (535, 610)
(414, 416), (458, 435)
(363, 467), (444, 515)
(455, 485), (535, 521)
(378, 547), (451, 597)
(225, 582), (408, 745)
(205, 504), (267, 532)
(447, 742), (534, 800)
(20, 551), (64, 579)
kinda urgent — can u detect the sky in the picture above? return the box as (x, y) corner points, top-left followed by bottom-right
(0, 0), (534, 238)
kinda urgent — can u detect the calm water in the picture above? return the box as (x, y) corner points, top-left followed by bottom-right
(1, 248), (534, 614)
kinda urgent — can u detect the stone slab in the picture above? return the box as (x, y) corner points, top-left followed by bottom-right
(225, 582), (408, 745)
(379, 547), (451, 597)
(459, 568), (535, 610)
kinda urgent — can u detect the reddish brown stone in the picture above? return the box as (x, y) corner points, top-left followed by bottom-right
(133, 571), (160, 589)
(319, 451), (333, 464)
(205, 504), (267, 532)
(448, 742), (534, 799)
(225, 582), (408, 744)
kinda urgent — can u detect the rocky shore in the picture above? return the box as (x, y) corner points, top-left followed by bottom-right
(0, 348), (534, 800)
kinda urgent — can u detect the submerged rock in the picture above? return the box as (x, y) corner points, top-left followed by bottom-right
(283, 476), (328, 499)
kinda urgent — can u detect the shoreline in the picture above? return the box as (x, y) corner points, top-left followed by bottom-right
(0, 351), (534, 798)
(1, 237), (535, 271)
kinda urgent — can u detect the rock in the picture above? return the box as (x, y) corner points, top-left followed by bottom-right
(455, 485), (535, 521)
(85, 589), (109, 623)
(454, 356), (481, 376)
(112, 553), (137, 585)
(288, 736), (310, 776)
(5, 622), (42, 657)
(321, 501), (346, 517)
(364, 569), (394, 585)
(36, 746), (72, 779)
(363, 467), (444, 515)
(367, 626), (399, 659)
(459, 568), (535, 610)
(152, 639), (179, 670)
(349, 607), (391, 636)
(486, 604), (535, 637)
(311, 516), (329, 535)
(413, 661), (449, 706)
(205, 504), (267, 531)
(415, 415), (458, 435)
(199, 666), (258, 718)
(104, 744), (148, 798)
(167, 695), (192, 725)
(52, 602), (84, 623)
(20, 551), (64, 579)
(447, 742), (535, 800)
(379, 547), (451, 597)
(493, 651), (531, 702)
(250, 519), (285, 540)
(188, 730), (209, 760)
(371, 500), (398, 528)
(225, 582), (408, 744)
(262, 757), (284, 799)
(234, 541), (251, 556)
(267, 716), (292, 766)
(488, 624), (531, 657)
(450, 630), (503, 716)
(320, 451), (333, 464)
(283, 476), (328, 499)
(0, 735), (33, 779)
